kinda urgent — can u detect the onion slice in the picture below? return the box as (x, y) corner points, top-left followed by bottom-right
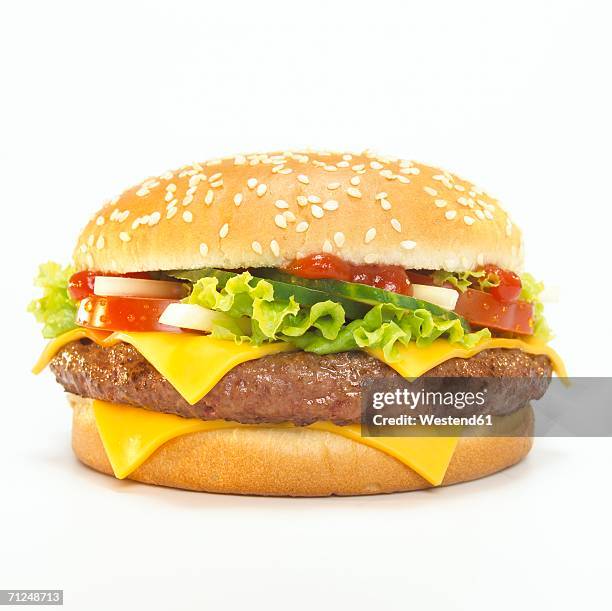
(94, 276), (187, 299)
(411, 283), (459, 311)
(159, 303), (251, 334)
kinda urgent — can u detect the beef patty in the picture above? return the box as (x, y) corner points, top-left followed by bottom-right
(49, 339), (552, 425)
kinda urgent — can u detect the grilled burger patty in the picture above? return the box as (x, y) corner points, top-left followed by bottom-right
(50, 339), (552, 425)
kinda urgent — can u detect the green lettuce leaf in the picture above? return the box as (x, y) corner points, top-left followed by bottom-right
(186, 271), (490, 361)
(520, 273), (553, 342)
(432, 269), (500, 292)
(28, 262), (78, 338)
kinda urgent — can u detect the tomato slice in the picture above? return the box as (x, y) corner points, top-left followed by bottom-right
(76, 295), (181, 333)
(454, 289), (534, 334)
(285, 254), (411, 295)
(482, 265), (522, 303)
(68, 271), (152, 301)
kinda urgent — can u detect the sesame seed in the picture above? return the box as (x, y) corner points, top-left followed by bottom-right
(400, 240), (417, 250)
(256, 183), (267, 197)
(217, 223), (228, 238)
(167, 183), (177, 192)
(119, 232), (131, 242)
(205, 189), (214, 205)
(210, 180), (223, 188)
(434, 199), (447, 208)
(352, 164), (365, 172)
(148, 211), (161, 226)
(380, 198), (391, 211)
(96, 216), (105, 226)
(165, 191), (174, 202)
(247, 178), (258, 189)
(399, 160), (412, 168)
(251, 241), (263, 255)
(454, 184), (466, 192)
(270, 240), (280, 257)
(275, 214), (288, 228)
(166, 207), (177, 219)
(457, 196), (469, 206)
(380, 169), (394, 179)
(308, 195), (321, 204)
(96, 236), (105, 250)
(484, 209), (494, 220)
(323, 199), (339, 211)
(311, 205), (324, 218)
(297, 174), (309, 184)
(296, 195), (308, 206)
(397, 176), (411, 184)
(275, 199), (289, 209)
(324, 165), (338, 172)
(322, 239), (333, 253)
(199, 242), (209, 256)
(327, 182), (341, 190)
(375, 192), (388, 200)
(365, 227), (376, 244)
(432, 174), (445, 181)
(234, 155), (246, 165)
(182, 194), (193, 206)
(209, 172), (222, 183)
(136, 188), (150, 197)
(182, 210), (193, 223)
(279, 168), (293, 174)
(463, 215), (475, 226)
(445, 210), (457, 220)
(87, 234), (94, 246)
(423, 186), (438, 196)
(350, 176), (361, 186)
(391, 218), (402, 232)
(334, 231), (346, 247)
(474, 209), (485, 220)
(79, 244), (87, 253)
(370, 161), (383, 170)
(337, 161), (349, 168)
(86, 253), (94, 267)
(284, 210), (296, 222)
(347, 187), (362, 198)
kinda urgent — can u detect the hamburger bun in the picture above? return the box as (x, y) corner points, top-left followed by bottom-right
(69, 395), (534, 497)
(73, 150), (523, 275)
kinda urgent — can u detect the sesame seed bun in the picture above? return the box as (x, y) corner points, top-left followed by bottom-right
(69, 395), (534, 497)
(73, 151), (523, 274)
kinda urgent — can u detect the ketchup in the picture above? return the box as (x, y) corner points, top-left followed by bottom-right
(285, 254), (411, 295)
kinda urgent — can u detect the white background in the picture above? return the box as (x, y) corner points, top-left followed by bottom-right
(1, 1), (611, 609)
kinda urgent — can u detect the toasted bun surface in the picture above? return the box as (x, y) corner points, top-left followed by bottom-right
(73, 151), (523, 274)
(70, 395), (533, 497)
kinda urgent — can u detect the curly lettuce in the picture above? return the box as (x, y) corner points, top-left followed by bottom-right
(186, 272), (490, 361)
(520, 273), (553, 342)
(28, 262), (77, 338)
(432, 269), (500, 292)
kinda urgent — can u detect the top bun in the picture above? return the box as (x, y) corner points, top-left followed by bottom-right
(73, 150), (523, 274)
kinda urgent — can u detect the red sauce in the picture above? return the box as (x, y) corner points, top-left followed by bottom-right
(285, 253), (411, 295)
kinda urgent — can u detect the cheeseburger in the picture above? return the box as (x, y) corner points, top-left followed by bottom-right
(30, 150), (564, 496)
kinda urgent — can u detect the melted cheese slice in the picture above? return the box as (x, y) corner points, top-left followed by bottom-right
(366, 337), (566, 379)
(92, 399), (458, 485)
(33, 328), (295, 404)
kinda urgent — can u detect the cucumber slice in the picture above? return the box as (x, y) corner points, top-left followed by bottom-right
(167, 268), (370, 320)
(255, 269), (470, 329)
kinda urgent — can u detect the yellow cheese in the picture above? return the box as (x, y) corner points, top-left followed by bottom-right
(92, 399), (458, 486)
(366, 337), (566, 379)
(33, 328), (295, 404)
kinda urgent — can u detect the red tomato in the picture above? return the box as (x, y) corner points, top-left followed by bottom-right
(482, 265), (522, 303)
(455, 289), (534, 335)
(285, 254), (411, 295)
(68, 271), (152, 301)
(76, 295), (180, 333)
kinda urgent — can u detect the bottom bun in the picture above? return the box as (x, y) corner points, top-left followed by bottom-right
(69, 395), (534, 496)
